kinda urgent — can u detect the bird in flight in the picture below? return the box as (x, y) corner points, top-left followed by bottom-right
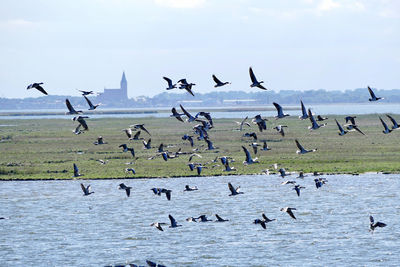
(299, 100), (308, 120)
(118, 183), (132, 197)
(379, 116), (392, 134)
(27, 82), (48, 95)
(65, 99), (83, 115)
(212, 74), (230, 87)
(163, 76), (177, 90)
(83, 95), (100, 110)
(177, 79), (196, 96)
(228, 182), (243, 196)
(280, 207), (297, 220)
(80, 183), (94, 196)
(242, 145), (259, 165)
(369, 215), (386, 232)
(367, 86), (383, 101)
(273, 102), (290, 119)
(249, 67), (267, 90)
(295, 139), (317, 154)
(78, 90), (94, 96)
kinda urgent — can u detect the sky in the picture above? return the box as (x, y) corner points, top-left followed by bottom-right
(0, 0), (399, 98)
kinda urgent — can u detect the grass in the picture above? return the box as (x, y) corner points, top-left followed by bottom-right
(1, 114), (400, 180)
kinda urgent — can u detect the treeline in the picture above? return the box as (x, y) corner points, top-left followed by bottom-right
(1, 88), (399, 110)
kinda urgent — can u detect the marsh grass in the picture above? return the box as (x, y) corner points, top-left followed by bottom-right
(1, 114), (400, 180)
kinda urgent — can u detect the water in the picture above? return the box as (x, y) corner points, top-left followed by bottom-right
(0, 103), (399, 120)
(1, 173), (399, 266)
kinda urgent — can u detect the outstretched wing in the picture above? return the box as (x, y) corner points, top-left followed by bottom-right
(212, 74), (223, 85)
(273, 102), (283, 117)
(368, 86), (376, 98)
(228, 182), (235, 194)
(163, 76), (173, 87)
(65, 99), (74, 113)
(83, 95), (93, 108)
(295, 139), (304, 151)
(335, 119), (344, 132)
(249, 67), (257, 83)
(35, 84), (48, 95)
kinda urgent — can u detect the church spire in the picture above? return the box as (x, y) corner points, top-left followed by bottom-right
(120, 71), (127, 99)
(121, 71), (127, 84)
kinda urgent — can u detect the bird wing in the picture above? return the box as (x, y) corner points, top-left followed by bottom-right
(257, 84), (267, 90)
(124, 128), (132, 138)
(133, 131), (141, 139)
(353, 126), (365, 135)
(249, 67), (257, 83)
(386, 114), (398, 127)
(228, 182), (235, 194)
(335, 119), (344, 132)
(242, 146), (251, 162)
(368, 86), (376, 98)
(308, 109), (318, 128)
(169, 214), (176, 226)
(163, 76), (173, 87)
(215, 214), (223, 221)
(180, 104), (193, 119)
(165, 190), (171, 200)
(83, 95), (94, 108)
(74, 163), (79, 175)
(295, 139), (304, 151)
(287, 209), (296, 220)
(35, 85), (48, 95)
(65, 99), (75, 113)
(80, 183), (87, 194)
(212, 74), (223, 85)
(300, 100), (307, 117)
(140, 125), (151, 136)
(172, 108), (184, 122)
(185, 86), (195, 96)
(369, 215), (374, 224)
(273, 102), (283, 117)
(379, 117), (389, 130)
(178, 79), (188, 85)
(78, 117), (89, 130)
(375, 222), (386, 228)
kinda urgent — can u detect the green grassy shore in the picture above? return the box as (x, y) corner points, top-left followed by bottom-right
(1, 114), (399, 180)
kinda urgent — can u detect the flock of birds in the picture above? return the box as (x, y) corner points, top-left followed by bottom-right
(25, 69), (390, 266)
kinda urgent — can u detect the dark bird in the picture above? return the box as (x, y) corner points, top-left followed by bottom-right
(273, 102), (290, 119)
(27, 82), (48, 95)
(308, 109), (326, 130)
(254, 213), (276, 229)
(182, 134), (194, 147)
(180, 104), (196, 122)
(73, 163), (83, 177)
(93, 136), (106, 145)
(195, 111), (213, 127)
(177, 78), (195, 96)
(171, 107), (184, 122)
(243, 132), (258, 141)
(368, 86), (383, 101)
(163, 76), (177, 90)
(316, 115), (328, 121)
(164, 189), (172, 201)
(314, 178), (327, 188)
(215, 214), (229, 222)
(150, 222), (165, 232)
(65, 99), (83, 115)
(143, 138), (152, 149)
(196, 165), (206, 175)
(123, 128), (133, 139)
(168, 214), (182, 228)
(235, 116), (251, 131)
(249, 67), (267, 90)
(299, 100), (308, 120)
(292, 184), (305, 197)
(280, 207), (296, 220)
(278, 168), (288, 178)
(131, 124), (151, 136)
(228, 182), (243, 196)
(369, 215), (386, 232)
(119, 144), (135, 157)
(386, 114), (399, 130)
(197, 215), (212, 222)
(273, 125), (287, 137)
(222, 159), (236, 172)
(184, 185), (198, 191)
(72, 116), (89, 131)
(205, 138), (215, 150)
(335, 119), (348, 136)
(73, 124), (84, 135)
(261, 141), (271, 151)
(252, 115), (267, 132)
(78, 89), (94, 96)
(379, 117), (392, 134)
(158, 143), (165, 153)
(83, 95), (100, 110)
(295, 139), (317, 154)
(118, 183), (132, 197)
(242, 145), (259, 165)
(343, 116), (365, 135)
(250, 142), (260, 154)
(80, 183), (94, 196)
(212, 74), (230, 87)
(132, 131), (142, 140)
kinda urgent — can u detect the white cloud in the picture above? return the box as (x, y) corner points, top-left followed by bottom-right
(0, 19), (37, 30)
(317, 0), (341, 11)
(154, 0), (206, 9)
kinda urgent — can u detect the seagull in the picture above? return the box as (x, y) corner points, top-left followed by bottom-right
(27, 82), (48, 95)
(168, 214), (182, 228)
(273, 125), (287, 137)
(65, 99), (82, 115)
(335, 119), (348, 136)
(243, 132), (258, 140)
(212, 74), (230, 87)
(299, 100), (308, 120)
(261, 141), (271, 151)
(171, 107), (184, 122)
(78, 89), (94, 96)
(280, 207), (296, 220)
(308, 109), (326, 130)
(252, 115), (267, 132)
(368, 86), (383, 101)
(72, 116), (89, 131)
(73, 163), (83, 177)
(119, 183), (132, 197)
(80, 183), (94, 196)
(131, 124), (151, 136)
(215, 214), (229, 222)
(273, 102), (290, 119)
(386, 114), (399, 130)
(182, 134), (194, 147)
(292, 184), (305, 197)
(83, 95), (100, 110)
(242, 146), (259, 165)
(184, 185), (198, 191)
(228, 182), (243, 196)
(379, 117), (392, 134)
(177, 79), (195, 96)
(316, 115), (328, 121)
(163, 76), (177, 90)
(180, 104), (196, 122)
(369, 215), (386, 232)
(150, 222), (165, 231)
(143, 138), (152, 149)
(249, 67), (267, 90)
(295, 139), (317, 154)
(235, 116), (251, 131)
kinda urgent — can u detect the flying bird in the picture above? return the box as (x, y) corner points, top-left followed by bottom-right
(228, 182), (243, 196)
(119, 183), (132, 197)
(168, 214), (182, 228)
(299, 100), (308, 120)
(249, 67), (267, 90)
(83, 95), (100, 110)
(27, 82), (48, 95)
(177, 78), (196, 96)
(163, 76), (177, 90)
(242, 146), (259, 165)
(170, 107), (184, 122)
(292, 184), (305, 197)
(335, 119), (348, 136)
(280, 207), (296, 220)
(180, 104), (196, 122)
(182, 134), (194, 147)
(252, 115), (267, 132)
(235, 116), (251, 131)
(212, 74), (230, 87)
(273, 102), (290, 119)
(316, 115), (328, 121)
(143, 138), (152, 149)
(261, 141), (271, 151)
(215, 214), (229, 222)
(369, 215), (386, 232)
(379, 117), (392, 134)
(368, 86), (383, 101)
(80, 183), (94, 196)
(72, 116), (89, 131)
(273, 125), (287, 137)
(131, 124), (151, 136)
(308, 109), (326, 130)
(150, 222), (165, 231)
(73, 163), (83, 177)
(386, 114), (399, 130)
(65, 99), (83, 115)
(119, 144), (135, 157)
(78, 90), (94, 96)
(125, 168), (136, 174)
(243, 132), (258, 141)
(295, 139), (317, 154)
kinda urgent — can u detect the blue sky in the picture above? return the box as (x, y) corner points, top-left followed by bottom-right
(0, 0), (399, 98)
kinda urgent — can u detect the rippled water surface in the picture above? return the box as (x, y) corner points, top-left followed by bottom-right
(1, 174), (399, 266)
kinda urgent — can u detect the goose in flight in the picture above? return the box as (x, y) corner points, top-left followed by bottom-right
(119, 144), (135, 157)
(177, 79), (195, 96)
(254, 213), (276, 229)
(314, 177), (327, 188)
(316, 115), (328, 121)
(72, 116), (89, 131)
(119, 183), (132, 197)
(252, 115), (267, 132)
(261, 141), (271, 151)
(281, 207), (297, 220)
(278, 168), (288, 178)
(73, 124), (84, 135)
(249, 67), (267, 90)
(235, 116), (251, 131)
(308, 109), (326, 130)
(80, 183), (94, 196)
(299, 100), (308, 120)
(27, 82), (48, 95)
(212, 74), (230, 87)
(163, 76), (177, 90)
(215, 214), (229, 222)
(78, 89), (94, 96)
(295, 139), (317, 154)
(228, 182), (243, 196)
(223, 160), (236, 171)
(386, 114), (399, 130)
(379, 117), (392, 134)
(243, 132), (258, 140)
(73, 163), (83, 177)
(171, 107), (184, 122)
(250, 142), (260, 154)
(168, 214), (182, 228)
(180, 104), (196, 122)
(182, 134), (194, 147)
(131, 124), (151, 136)
(273, 125), (287, 137)
(196, 165), (207, 175)
(125, 168), (136, 174)
(292, 184), (305, 197)
(335, 119), (348, 136)
(197, 215), (212, 222)
(83, 95), (100, 110)
(273, 102), (290, 119)
(368, 86), (383, 101)
(343, 116), (365, 135)
(150, 222), (165, 231)
(123, 128), (133, 139)
(242, 145), (259, 165)
(195, 111), (213, 127)
(205, 138), (215, 150)
(66, 99), (82, 115)
(369, 215), (386, 232)
(143, 138), (152, 149)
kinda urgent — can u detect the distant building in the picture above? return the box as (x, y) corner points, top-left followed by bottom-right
(96, 72), (129, 106)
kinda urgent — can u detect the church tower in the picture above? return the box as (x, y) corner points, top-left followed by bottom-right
(120, 71), (128, 99)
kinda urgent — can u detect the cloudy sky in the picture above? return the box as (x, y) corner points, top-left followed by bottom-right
(0, 0), (399, 98)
